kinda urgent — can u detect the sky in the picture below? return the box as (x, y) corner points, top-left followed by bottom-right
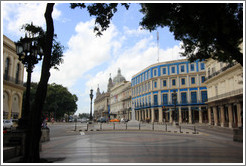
(2, 2), (185, 115)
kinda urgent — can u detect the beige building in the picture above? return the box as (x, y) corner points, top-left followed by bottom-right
(109, 69), (132, 120)
(131, 59), (207, 124)
(3, 35), (25, 119)
(94, 75), (114, 120)
(93, 87), (110, 120)
(205, 59), (243, 128)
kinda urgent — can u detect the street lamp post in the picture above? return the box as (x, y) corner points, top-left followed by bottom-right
(89, 89), (94, 122)
(15, 34), (44, 129)
(172, 90), (177, 126)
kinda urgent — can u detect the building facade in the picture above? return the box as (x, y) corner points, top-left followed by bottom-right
(205, 59), (243, 128)
(93, 87), (110, 120)
(109, 69), (132, 120)
(3, 35), (25, 119)
(131, 59), (208, 124)
(93, 75), (113, 120)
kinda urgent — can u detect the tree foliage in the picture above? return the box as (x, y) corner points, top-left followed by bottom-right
(21, 23), (64, 70)
(22, 83), (78, 121)
(70, 3), (129, 36)
(140, 3), (243, 66)
(44, 83), (78, 120)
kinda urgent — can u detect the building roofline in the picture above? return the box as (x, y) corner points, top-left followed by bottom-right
(132, 58), (188, 78)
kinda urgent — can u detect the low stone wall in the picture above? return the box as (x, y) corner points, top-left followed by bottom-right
(40, 128), (50, 142)
(3, 128), (50, 161)
(233, 127), (243, 142)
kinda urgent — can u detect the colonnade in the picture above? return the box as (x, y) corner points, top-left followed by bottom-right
(135, 106), (207, 124)
(207, 102), (243, 128)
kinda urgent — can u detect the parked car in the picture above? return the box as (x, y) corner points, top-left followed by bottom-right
(109, 119), (120, 122)
(97, 117), (107, 123)
(3, 119), (13, 129)
(120, 118), (129, 123)
(81, 118), (89, 123)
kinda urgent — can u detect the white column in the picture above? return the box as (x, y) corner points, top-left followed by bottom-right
(188, 106), (192, 124)
(159, 107), (163, 123)
(199, 106), (202, 124)
(237, 103), (242, 127)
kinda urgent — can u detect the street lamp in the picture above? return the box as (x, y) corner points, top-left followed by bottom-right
(89, 89), (94, 122)
(172, 90), (177, 126)
(15, 34), (44, 129)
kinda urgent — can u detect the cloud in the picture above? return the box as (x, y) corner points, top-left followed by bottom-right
(86, 29), (185, 95)
(49, 19), (119, 88)
(123, 26), (149, 36)
(2, 2), (61, 37)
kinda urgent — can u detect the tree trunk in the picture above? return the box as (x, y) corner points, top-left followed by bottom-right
(25, 3), (55, 162)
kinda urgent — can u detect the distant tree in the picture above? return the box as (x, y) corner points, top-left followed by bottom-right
(79, 113), (90, 119)
(140, 3), (243, 66)
(44, 83), (78, 121)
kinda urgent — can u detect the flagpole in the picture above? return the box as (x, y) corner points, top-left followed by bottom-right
(157, 31), (159, 63)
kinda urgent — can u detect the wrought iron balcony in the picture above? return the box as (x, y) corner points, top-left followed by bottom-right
(205, 62), (237, 81)
(3, 74), (24, 86)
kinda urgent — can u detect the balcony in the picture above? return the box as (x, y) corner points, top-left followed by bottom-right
(207, 88), (243, 102)
(205, 62), (237, 81)
(3, 75), (24, 86)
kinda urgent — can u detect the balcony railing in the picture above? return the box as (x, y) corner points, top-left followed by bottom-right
(207, 88), (243, 102)
(3, 75), (24, 86)
(205, 62), (237, 81)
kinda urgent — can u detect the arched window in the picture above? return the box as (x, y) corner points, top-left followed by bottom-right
(4, 58), (10, 80)
(15, 64), (20, 84)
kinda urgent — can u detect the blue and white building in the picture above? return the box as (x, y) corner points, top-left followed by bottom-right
(131, 59), (208, 124)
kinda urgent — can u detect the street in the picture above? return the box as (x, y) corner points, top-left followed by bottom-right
(39, 122), (243, 163)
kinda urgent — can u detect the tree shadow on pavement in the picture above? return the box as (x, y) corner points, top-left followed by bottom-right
(40, 157), (66, 163)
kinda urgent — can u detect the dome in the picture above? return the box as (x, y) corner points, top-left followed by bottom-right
(113, 68), (126, 85)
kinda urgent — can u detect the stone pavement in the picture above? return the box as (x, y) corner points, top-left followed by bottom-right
(39, 127), (243, 163)
(3, 123), (243, 164)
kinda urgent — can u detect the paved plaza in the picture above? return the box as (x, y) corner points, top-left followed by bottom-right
(38, 123), (243, 164)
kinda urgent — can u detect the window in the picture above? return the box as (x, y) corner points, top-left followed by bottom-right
(163, 80), (167, 87)
(181, 78), (185, 85)
(15, 64), (20, 84)
(154, 81), (157, 88)
(201, 91), (207, 103)
(172, 92), (177, 104)
(162, 94), (168, 105)
(180, 65), (185, 73)
(190, 64), (195, 71)
(162, 67), (166, 75)
(191, 92), (197, 103)
(191, 77), (196, 84)
(181, 92), (187, 104)
(200, 63), (205, 70)
(4, 58), (10, 80)
(153, 69), (157, 76)
(149, 96), (151, 105)
(208, 68), (210, 76)
(201, 76), (205, 83)
(172, 79), (176, 86)
(171, 66), (176, 74)
(154, 95), (158, 105)
(212, 67), (215, 74)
